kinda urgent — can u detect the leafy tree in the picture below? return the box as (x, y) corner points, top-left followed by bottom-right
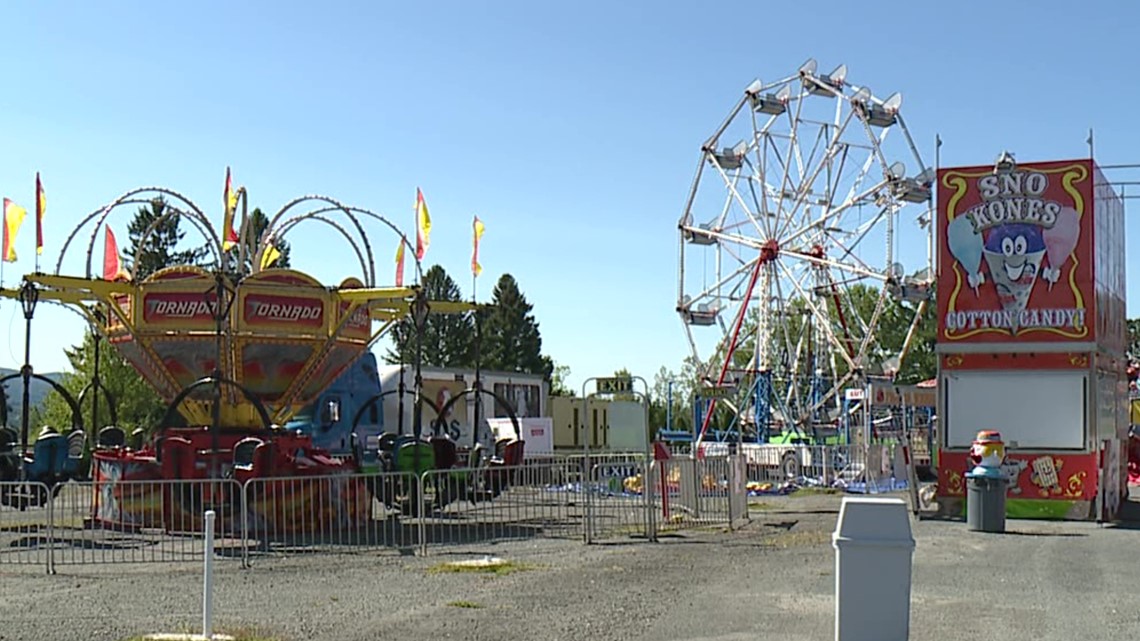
(125, 197), (209, 280)
(1128, 318), (1140, 361)
(546, 359), (572, 397)
(481, 273), (551, 378)
(649, 365), (692, 435)
(385, 264), (475, 367)
(33, 332), (166, 434)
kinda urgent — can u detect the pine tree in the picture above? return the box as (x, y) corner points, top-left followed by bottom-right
(125, 197), (209, 280)
(243, 207), (291, 271)
(481, 274), (551, 378)
(384, 265), (475, 367)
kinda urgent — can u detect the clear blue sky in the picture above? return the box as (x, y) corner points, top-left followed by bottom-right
(0, 1), (1137, 394)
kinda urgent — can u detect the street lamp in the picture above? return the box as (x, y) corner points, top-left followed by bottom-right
(411, 289), (431, 442)
(18, 280), (39, 456)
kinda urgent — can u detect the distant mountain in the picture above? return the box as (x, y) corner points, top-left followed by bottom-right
(0, 368), (66, 429)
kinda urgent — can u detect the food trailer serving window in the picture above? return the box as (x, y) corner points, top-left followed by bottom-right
(944, 371), (1086, 450)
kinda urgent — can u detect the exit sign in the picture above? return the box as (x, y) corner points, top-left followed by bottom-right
(596, 377), (633, 394)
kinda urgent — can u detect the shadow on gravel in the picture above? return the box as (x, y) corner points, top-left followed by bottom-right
(1100, 497), (1140, 530)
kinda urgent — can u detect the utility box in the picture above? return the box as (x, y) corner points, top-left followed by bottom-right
(607, 400), (648, 451)
(549, 396), (611, 450)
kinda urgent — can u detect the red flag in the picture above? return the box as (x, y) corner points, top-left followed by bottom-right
(103, 226), (121, 281)
(395, 241), (406, 287)
(35, 173), (45, 256)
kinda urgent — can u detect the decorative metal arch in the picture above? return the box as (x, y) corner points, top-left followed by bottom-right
(261, 203), (426, 285)
(53, 187), (223, 278)
(259, 212), (371, 284)
(263, 195), (377, 286)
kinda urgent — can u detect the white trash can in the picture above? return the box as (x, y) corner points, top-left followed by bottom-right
(831, 496), (916, 641)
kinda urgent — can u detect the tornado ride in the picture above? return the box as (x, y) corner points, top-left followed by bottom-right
(677, 59), (935, 445)
(0, 183), (522, 533)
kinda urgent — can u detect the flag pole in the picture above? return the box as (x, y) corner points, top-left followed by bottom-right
(471, 214), (483, 450)
(34, 173), (42, 275)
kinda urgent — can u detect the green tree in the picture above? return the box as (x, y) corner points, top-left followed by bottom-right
(481, 273), (551, 378)
(546, 359), (572, 397)
(1128, 318), (1140, 361)
(33, 332), (166, 434)
(125, 197), (209, 279)
(650, 365), (692, 435)
(384, 264), (475, 367)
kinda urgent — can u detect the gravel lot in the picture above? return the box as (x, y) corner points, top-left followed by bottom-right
(2, 490), (1138, 641)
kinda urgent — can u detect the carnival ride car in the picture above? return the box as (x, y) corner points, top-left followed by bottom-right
(0, 182), (523, 529)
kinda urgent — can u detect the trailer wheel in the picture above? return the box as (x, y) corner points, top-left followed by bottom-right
(780, 451), (801, 480)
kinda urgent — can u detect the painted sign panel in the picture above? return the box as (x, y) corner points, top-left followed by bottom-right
(937, 450), (1098, 502)
(937, 159), (1095, 345)
(239, 341), (315, 402)
(940, 352), (1091, 371)
(241, 293), (326, 330)
(141, 290), (219, 329)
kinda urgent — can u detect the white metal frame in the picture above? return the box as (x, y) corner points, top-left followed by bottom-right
(677, 59), (934, 437)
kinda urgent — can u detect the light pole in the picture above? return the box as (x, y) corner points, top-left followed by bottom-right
(18, 280), (39, 456)
(411, 288), (430, 437)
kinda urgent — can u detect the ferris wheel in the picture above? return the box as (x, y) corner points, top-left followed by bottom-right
(676, 59), (935, 441)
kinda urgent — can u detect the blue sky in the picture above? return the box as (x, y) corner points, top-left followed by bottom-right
(0, 0), (1137, 393)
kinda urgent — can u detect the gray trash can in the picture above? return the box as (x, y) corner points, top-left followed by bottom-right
(965, 473), (1007, 532)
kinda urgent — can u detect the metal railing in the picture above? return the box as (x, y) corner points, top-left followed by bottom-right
(0, 454), (755, 572)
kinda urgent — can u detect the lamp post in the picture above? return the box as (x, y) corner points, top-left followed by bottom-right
(411, 289), (430, 483)
(411, 289), (431, 441)
(18, 280), (39, 457)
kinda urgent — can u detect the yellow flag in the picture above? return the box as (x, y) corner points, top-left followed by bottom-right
(472, 215), (485, 276)
(415, 188), (431, 259)
(260, 243), (281, 270)
(2, 199), (27, 263)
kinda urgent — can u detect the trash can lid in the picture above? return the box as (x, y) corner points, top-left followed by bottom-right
(832, 496), (915, 546)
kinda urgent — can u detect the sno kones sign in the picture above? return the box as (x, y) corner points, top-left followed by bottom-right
(936, 159), (1093, 344)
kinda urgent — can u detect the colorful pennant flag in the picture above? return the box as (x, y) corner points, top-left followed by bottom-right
(395, 240), (406, 287)
(35, 173), (45, 256)
(260, 242), (281, 270)
(415, 188), (431, 260)
(223, 167), (240, 251)
(2, 199), (28, 263)
(103, 226), (122, 280)
(472, 215), (485, 276)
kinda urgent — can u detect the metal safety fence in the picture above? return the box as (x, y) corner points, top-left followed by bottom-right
(739, 442), (920, 497)
(0, 455), (754, 573)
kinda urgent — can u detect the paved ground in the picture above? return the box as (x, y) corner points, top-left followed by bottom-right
(1, 490), (1137, 641)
